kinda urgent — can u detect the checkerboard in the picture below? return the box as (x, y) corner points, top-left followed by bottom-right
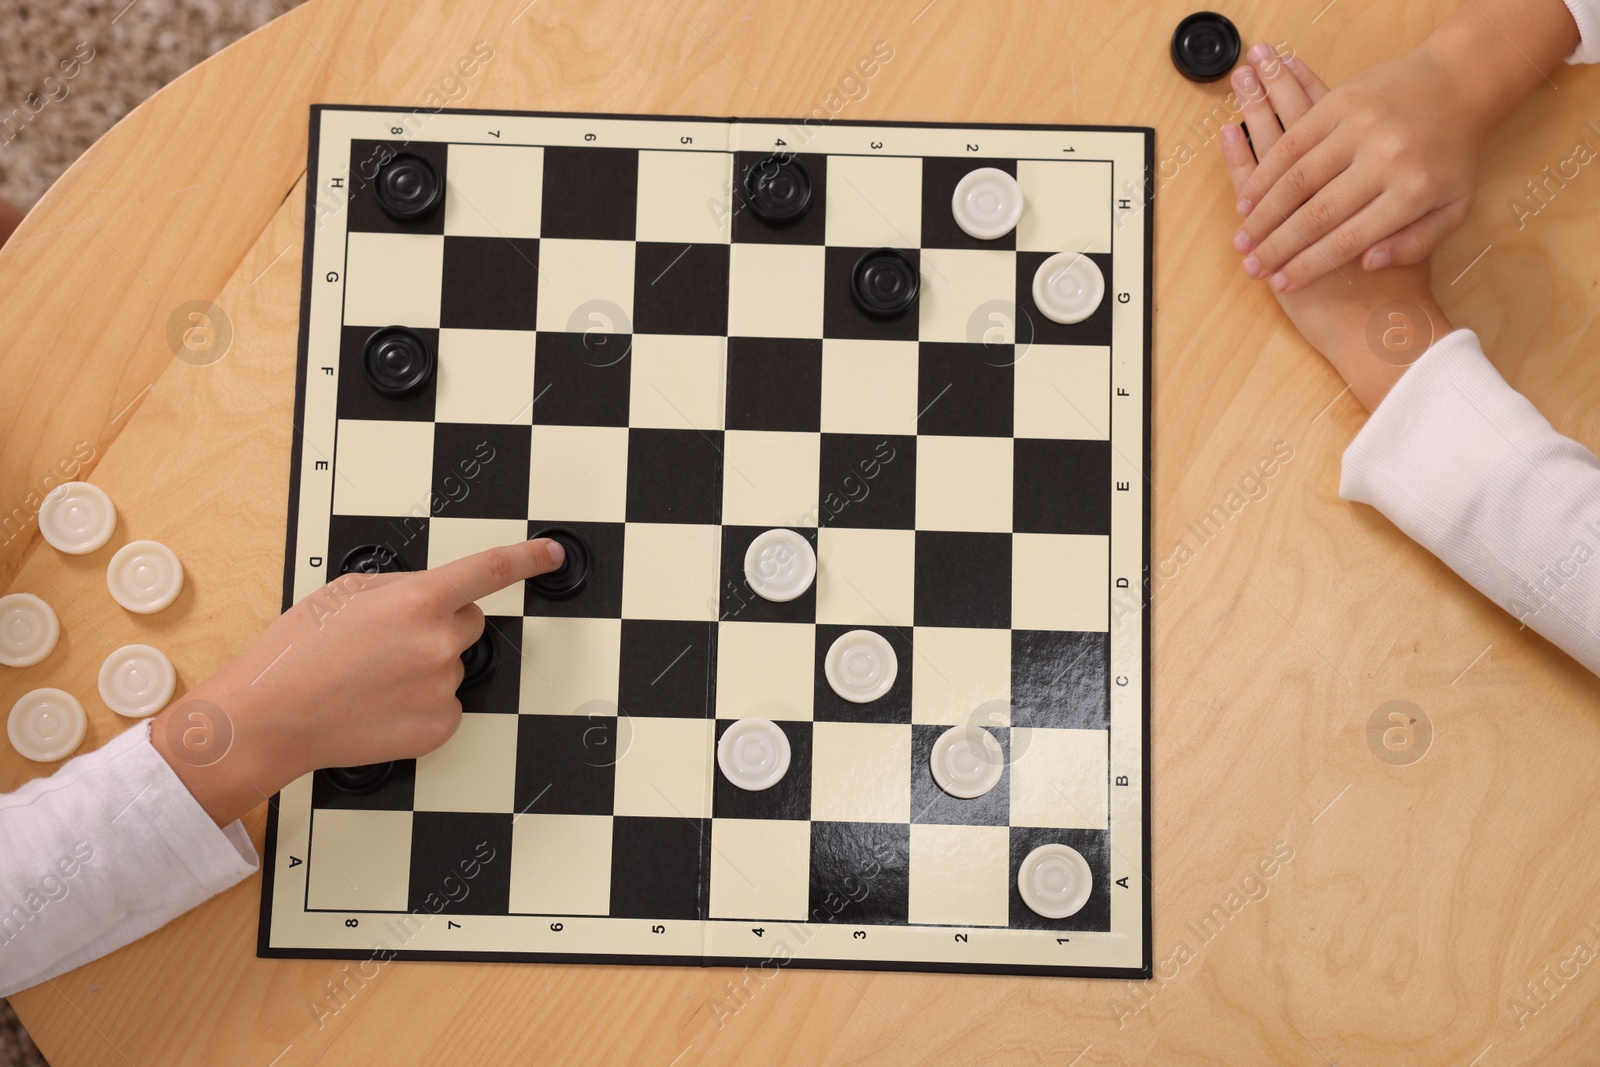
(259, 105), (1152, 978)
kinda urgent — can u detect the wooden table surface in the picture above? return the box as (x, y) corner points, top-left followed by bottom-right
(4, 0), (1600, 1062)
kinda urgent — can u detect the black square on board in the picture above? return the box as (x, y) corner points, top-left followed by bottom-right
(808, 822), (909, 926)
(310, 759), (416, 812)
(916, 342), (1014, 437)
(816, 433), (915, 530)
(1016, 251), (1114, 348)
(1013, 438), (1111, 536)
(337, 324), (438, 423)
(618, 619), (716, 717)
(712, 719), (812, 821)
(625, 428), (722, 524)
(531, 332), (632, 427)
(515, 715), (617, 816)
(346, 139), (448, 235)
(540, 146), (639, 242)
(610, 816), (707, 920)
(823, 246), (922, 343)
(730, 152), (828, 245)
(914, 531), (1011, 629)
(909, 724), (1010, 827)
(524, 520), (625, 618)
(431, 423), (531, 520)
(718, 526), (818, 624)
(459, 616), (523, 715)
(920, 157), (1018, 251)
(1010, 630), (1109, 731)
(633, 243), (729, 336)
(813, 624), (911, 724)
(406, 812), (513, 916)
(1008, 827), (1111, 932)
(725, 338), (823, 432)
(326, 514), (430, 581)
(440, 236), (540, 332)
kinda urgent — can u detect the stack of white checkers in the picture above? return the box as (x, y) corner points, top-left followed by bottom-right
(4, 481), (185, 763)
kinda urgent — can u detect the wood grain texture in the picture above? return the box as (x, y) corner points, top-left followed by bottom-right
(5, 0), (1600, 1063)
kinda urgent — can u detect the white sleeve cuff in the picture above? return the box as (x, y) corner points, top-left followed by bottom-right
(1340, 328), (1600, 676)
(1564, 0), (1600, 63)
(0, 720), (258, 997)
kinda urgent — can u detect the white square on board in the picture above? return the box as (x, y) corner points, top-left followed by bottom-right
(413, 713), (519, 813)
(915, 435), (1014, 533)
(307, 809), (412, 912)
(1013, 344), (1110, 440)
(621, 522), (720, 621)
(1016, 160), (1112, 254)
(332, 420), (434, 517)
(1011, 533), (1109, 633)
(816, 527), (915, 626)
(916, 248), (1016, 344)
(629, 334), (726, 430)
(425, 517), (530, 617)
(1009, 727), (1108, 828)
(811, 721), (912, 823)
(535, 239), (636, 334)
(709, 818), (810, 921)
(519, 616), (621, 715)
(344, 232), (443, 328)
(613, 718), (714, 819)
(910, 627), (1012, 726)
(819, 339), (919, 436)
(714, 622), (815, 721)
(508, 814), (613, 915)
(825, 155), (922, 247)
(728, 244), (825, 339)
(909, 824), (1010, 926)
(445, 144), (543, 238)
(435, 329), (538, 425)
(722, 430), (822, 528)
(526, 424), (629, 523)
(636, 151), (734, 244)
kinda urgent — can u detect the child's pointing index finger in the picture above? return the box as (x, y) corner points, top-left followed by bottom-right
(427, 537), (567, 609)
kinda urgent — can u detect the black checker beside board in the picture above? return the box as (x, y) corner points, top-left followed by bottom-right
(260, 106), (1153, 979)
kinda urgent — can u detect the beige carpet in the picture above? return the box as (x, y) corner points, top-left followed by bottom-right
(0, 0), (305, 209)
(0, 1004), (40, 1067)
(1, 2), (306, 1060)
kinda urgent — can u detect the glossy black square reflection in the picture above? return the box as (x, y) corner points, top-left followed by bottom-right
(808, 821), (909, 926)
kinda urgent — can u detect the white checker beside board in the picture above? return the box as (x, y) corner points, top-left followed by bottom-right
(259, 105), (1153, 979)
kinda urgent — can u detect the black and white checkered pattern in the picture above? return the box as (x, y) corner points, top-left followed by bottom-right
(274, 111), (1147, 973)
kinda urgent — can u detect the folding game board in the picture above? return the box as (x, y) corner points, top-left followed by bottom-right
(259, 105), (1153, 978)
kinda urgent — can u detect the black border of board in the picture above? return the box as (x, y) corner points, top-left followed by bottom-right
(259, 104), (1154, 981)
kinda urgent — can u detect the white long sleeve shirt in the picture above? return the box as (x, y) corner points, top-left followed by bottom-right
(1342, 330), (1600, 675)
(1336, 0), (1600, 669)
(3, 0), (1600, 1004)
(0, 721), (256, 996)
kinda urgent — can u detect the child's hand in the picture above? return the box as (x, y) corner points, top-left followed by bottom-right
(1221, 56), (1452, 412)
(1231, 43), (1484, 292)
(152, 537), (565, 824)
